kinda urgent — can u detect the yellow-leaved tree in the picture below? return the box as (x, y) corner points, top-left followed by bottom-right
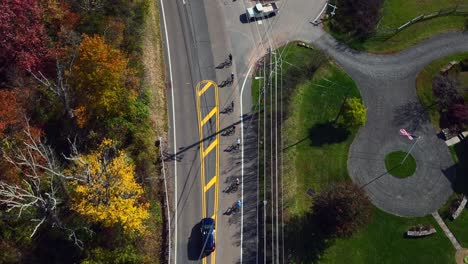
(69, 139), (149, 233)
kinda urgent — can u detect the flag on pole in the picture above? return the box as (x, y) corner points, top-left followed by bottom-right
(399, 129), (414, 140)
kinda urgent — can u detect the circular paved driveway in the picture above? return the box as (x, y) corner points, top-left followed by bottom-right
(309, 31), (468, 217)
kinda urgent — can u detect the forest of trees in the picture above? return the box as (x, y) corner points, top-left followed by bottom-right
(0, 0), (162, 263)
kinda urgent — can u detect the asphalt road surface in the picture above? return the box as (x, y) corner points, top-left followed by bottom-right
(160, 0), (326, 263)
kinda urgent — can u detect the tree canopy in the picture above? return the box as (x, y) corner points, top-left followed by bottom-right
(71, 35), (135, 127)
(0, 0), (49, 72)
(342, 97), (367, 128)
(70, 139), (149, 233)
(331, 0), (383, 38)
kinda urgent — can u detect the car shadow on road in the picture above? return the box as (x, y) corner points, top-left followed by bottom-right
(187, 222), (203, 260)
(239, 14), (250, 24)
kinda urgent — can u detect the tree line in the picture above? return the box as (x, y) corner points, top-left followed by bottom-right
(0, 0), (160, 263)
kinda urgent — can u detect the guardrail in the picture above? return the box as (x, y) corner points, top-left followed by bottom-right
(373, 5), (468, 40)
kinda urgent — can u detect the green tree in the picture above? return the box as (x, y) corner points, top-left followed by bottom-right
(342, 97), (366, 128)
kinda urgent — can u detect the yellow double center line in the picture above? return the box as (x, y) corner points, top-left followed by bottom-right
(195, 80), (219, 264)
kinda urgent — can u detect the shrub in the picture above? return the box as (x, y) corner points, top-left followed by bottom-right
(331, 0), (384, 39)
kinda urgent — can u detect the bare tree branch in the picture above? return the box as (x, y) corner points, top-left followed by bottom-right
(28, 55), (76, 119)
(0, 124), (89, 247)
(79, 0), (103, 12)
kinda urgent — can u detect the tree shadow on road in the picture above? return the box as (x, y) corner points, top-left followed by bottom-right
(308, 122), (350, 146)
(393, 101), (432, 132)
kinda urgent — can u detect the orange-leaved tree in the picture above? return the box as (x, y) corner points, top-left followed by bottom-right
(71, 34), (135, 127)
(69, 139), (149, 233)
(0, 89), (22, 138)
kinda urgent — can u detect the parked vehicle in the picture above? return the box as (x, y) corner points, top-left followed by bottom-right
(246, 3), (278, 21)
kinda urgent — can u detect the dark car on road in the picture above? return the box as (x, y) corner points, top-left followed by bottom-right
(200, 218), (215, 255)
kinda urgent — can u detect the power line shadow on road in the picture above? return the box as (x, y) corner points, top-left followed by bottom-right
(162, 114), (256, 161)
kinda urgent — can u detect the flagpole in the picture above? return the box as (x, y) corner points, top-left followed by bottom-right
(401, 136), (420, 165)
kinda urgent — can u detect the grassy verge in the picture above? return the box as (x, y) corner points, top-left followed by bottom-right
(384, 151), (417, 178)
(276, 42), (456, 263)
(416, 52), (468, 130)
(327, 0), (467, 53)
(282, 60), (359, 217)
(139, 0), (167, 262)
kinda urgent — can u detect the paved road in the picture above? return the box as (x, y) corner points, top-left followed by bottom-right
(311, 31), (468, 216)
(162, 0), (327, 262)
(160, 0), (217, 262)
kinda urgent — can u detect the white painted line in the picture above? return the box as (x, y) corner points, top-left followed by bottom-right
(159, 137), (171, 264)
(240, 64), (254, 264)
(312, 1), (328, 24)
(159, 0), (177, 262)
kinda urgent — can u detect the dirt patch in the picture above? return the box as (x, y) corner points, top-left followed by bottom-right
(456, 248), (468, 264)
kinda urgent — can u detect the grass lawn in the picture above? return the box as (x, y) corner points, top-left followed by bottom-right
(273, 42), (457, 263)
(328, 0), (467, 53)
(416, 52), (468, 129)
(319, 208), (455, 264)
(281, 54), (360, 217)
(384, 151), (417, 178)
(445, 210), (468, 248)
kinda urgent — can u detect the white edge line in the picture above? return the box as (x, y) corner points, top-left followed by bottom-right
(159, 0), (177, 263)
(312, 1), (328, 23)
(159, 137), (171, 264)
(240, 64), (254, 264)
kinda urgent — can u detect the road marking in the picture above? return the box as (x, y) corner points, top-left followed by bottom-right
(204, 176), (217, 192)
(198, 80), (215, 96)
(203, 138), (218, 158)
(195, 82), (207, 219)
(195, 80), (219, 264)
(159, 0), (175, 262)
(201, 107), (218, 125)
(240, 64), (254, 264)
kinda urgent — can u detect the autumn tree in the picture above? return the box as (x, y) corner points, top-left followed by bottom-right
(312, 182), (372, 237)
(432, 74), (463, 111)
(68, 139), (149, 233)
(342, 97), (367, 128)
(0, 90), (23, 138)
(71, 35), (135, 127)
(0, 125), (87, 248)
(0, 0), (49, 73)
(449, 104), (468, 125)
